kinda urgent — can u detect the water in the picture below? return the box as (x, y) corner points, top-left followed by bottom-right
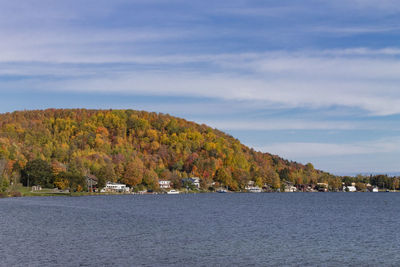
(1, 193), (400, 266)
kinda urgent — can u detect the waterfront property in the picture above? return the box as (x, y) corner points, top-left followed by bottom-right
(159, 180), (171, 189)
(86, 174), (98, 192)
(182, 177), (201, 189)
(284, 185), (297, 192)
(31, 185), (42, 191)
(101, 182), (130, 193)
(245, 181), (262, 193)
(283, 181), (297, 192)
(343, 185), (357, 192)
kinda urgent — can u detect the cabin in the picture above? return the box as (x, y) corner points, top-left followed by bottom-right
(182, 177), (201, 189)
(245, 181), (262, 192)
(159, 180), (171, 189)
(343, 185), (357, 192)
(32, 185), (42, 191)
(101, 182), (130, 193)
(86, 174), (98, 192)
(283, 181), (297, 192)
(284, 185), (297, 192)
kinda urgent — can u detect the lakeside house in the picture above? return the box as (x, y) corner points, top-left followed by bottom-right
(101, 182), (130, 193)
(32, 185), (42, 191)
(283, 181), (297, 192)
(343, 185), (357, 192)
(284, 185), (297, 192)
(182, 177), (201, 189)
(86, 174), (98, 192)
(372, 187), (379, 192)
(159, 180), (171, 189)
(316, 183), (329, 192)
(245, 181), (262, 193)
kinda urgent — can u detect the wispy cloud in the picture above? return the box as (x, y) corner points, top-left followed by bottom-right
(1, 48), (400, 116)
(257, 138), (400, 158)
(1, 0), (400, 173)
(205, 120), (359, 131)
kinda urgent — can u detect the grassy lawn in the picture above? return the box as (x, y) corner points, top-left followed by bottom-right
(2, 185), (133, 197)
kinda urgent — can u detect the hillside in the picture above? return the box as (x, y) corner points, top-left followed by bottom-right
(0, 109), (337, 191)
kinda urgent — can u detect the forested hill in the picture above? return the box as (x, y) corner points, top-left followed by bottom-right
(0, 109), (337, 191)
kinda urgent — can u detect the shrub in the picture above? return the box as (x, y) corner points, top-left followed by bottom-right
(10, 191), (22, 197)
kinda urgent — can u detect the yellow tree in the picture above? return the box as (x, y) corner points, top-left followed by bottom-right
(122, 157), (145, 187)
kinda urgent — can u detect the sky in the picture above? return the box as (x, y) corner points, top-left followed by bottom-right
(1, 0), (400, 175)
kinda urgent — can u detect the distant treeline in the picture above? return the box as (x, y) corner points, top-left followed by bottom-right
(0, 108), (376, 192)
(341, 174), (400, 190)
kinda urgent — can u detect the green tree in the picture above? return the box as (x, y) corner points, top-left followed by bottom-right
(21, 159), (54, 188)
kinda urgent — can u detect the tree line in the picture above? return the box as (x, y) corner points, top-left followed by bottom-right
(0, 108), (368, 192)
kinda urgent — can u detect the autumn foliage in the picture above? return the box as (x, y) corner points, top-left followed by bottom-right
(0, 109), (325, 190)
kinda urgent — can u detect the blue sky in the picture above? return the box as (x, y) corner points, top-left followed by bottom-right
(1, 0), (400, 174)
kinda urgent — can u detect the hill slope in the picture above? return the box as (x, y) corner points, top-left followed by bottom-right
(0, 109), (335, 190)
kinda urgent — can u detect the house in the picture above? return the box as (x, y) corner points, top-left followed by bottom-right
(343, 185), (357, 192)
(372, 187), (379, 192)
(101, 182), (130, 193)
(159, 180), (171, 189)
(284, 185), (297, 192)
(283, 181), (297, 192)
(32, 185), (42, 191)
(316, 183), (328, 192)
(86, 174), (98, 192)
(182, 177), (201, 189)
(245, 181), (262, 193)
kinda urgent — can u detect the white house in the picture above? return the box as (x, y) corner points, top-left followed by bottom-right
(190, 177), (200, 188)
(284, 185), (297, 192)
(101, 182), (130, 193)
(372, 187), (379, 192)
(343, 185), (357, 192)
(245, 181), (262, 193)
(159, 180), (171, 189)
(182, 177), (201, 188)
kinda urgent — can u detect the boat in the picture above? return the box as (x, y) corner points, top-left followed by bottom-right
(166, 189), (180, 194)
(217, 188), (228, 193)
(248, 187), (262, 193)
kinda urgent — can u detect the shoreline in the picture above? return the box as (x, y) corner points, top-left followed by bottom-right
(0, 189), (395, 198)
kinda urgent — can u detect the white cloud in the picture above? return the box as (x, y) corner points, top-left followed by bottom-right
(204, 120), (359, 131)
(1, 48), (400, 116)
(256, 138), (400, 158)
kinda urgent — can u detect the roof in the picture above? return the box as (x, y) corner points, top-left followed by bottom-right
(86, 174), (98, 181)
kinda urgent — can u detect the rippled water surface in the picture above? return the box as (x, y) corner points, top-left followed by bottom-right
(1, 193), (400, 266)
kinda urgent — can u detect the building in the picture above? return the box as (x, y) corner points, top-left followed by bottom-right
(86, 174), (98, 192)
(283, 181), (297, 192)
(372, 187), (379, 192)
(32, 185), (42, 191)
(245, 181), (262, 193)
(284, 185), (297, 192)
(159, 180), (171, 189)
(101, 182), (130, 193)
(343, 185), (357, 192)
(182, 177), (201, 189)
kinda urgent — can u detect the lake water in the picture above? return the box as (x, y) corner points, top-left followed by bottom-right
(1, 193), (400, 266)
